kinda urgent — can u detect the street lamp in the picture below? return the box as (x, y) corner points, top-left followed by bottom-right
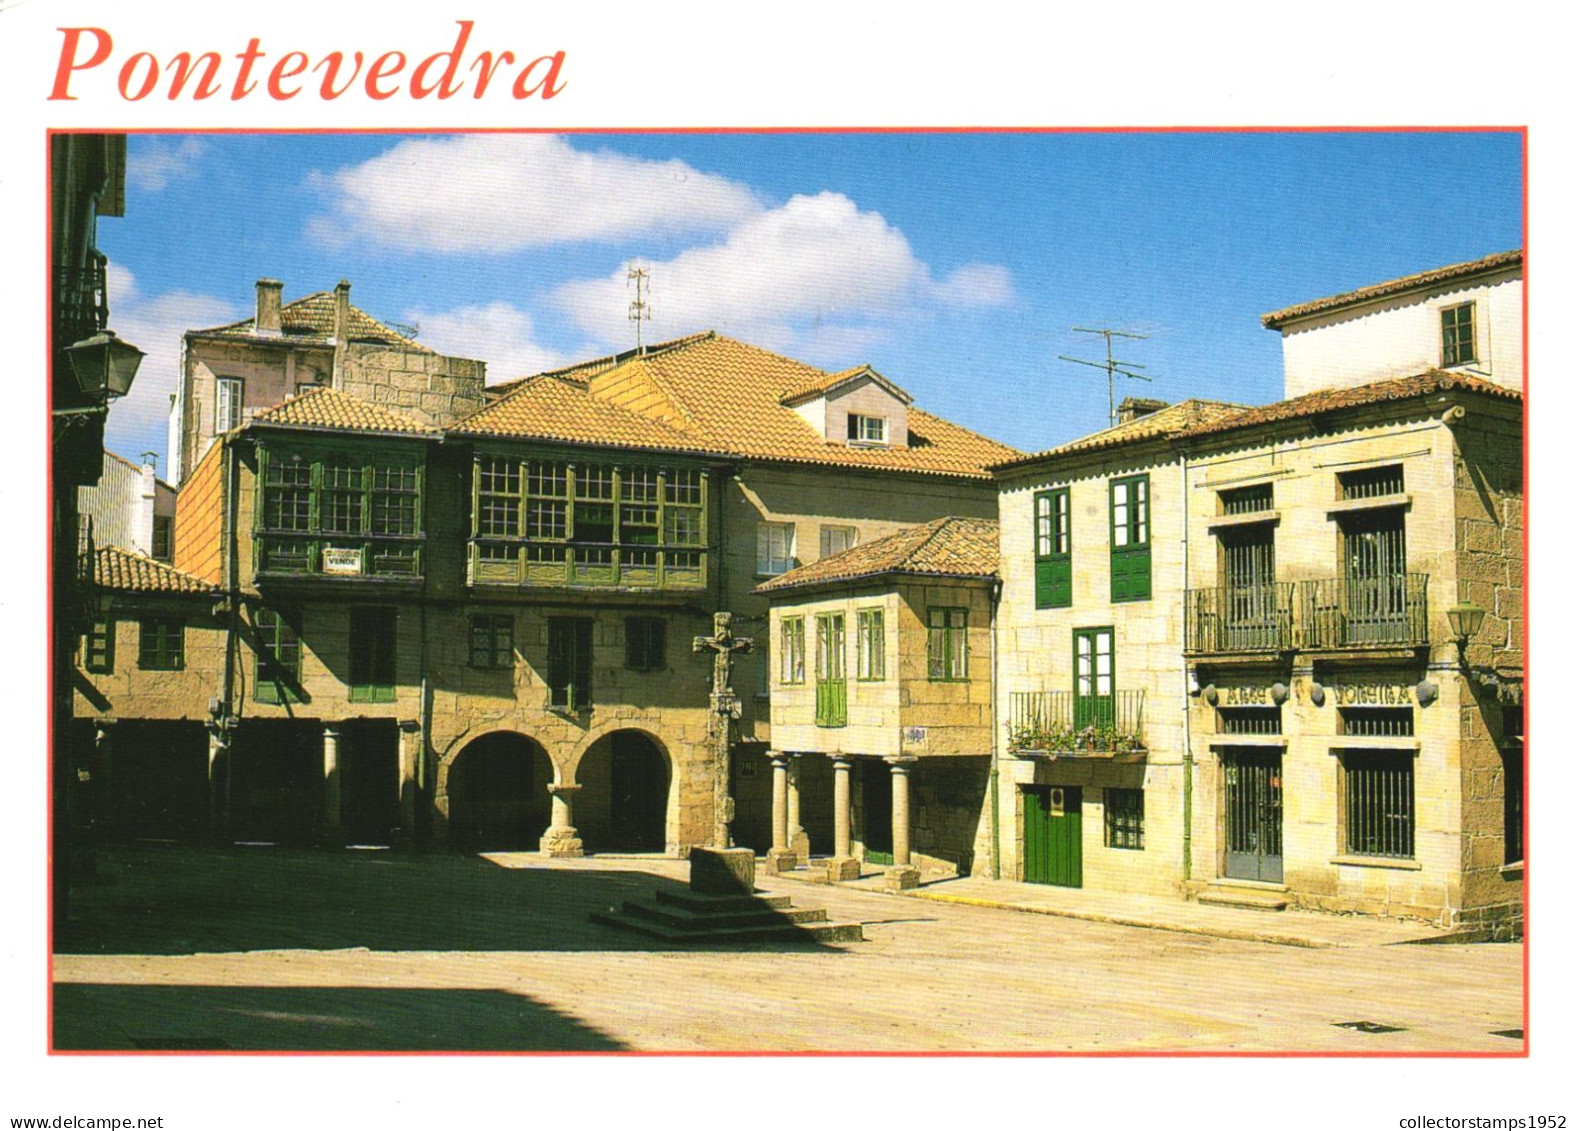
(1445, 599), (1486, 664)
(64, 330), (144, 400)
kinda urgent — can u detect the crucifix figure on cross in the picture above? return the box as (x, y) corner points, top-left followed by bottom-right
(692, 611), (754, 848)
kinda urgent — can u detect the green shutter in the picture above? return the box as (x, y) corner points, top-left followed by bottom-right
(1110, 475), (1151, 603)
(1034, 488), (1072, 608)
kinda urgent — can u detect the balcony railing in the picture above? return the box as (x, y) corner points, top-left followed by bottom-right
(1184, 583), (1295, 654)
(468, 541), (707, 590)
(1300, 573), (1428, 650)
(1007, 689), (1147, 754)
(54, 254), (109, 348)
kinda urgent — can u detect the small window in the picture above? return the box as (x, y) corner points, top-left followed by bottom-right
(757, 522), (796, 575)
(927, 607), (968, 681)
(1339, 465), (1405, 501)
(625, 616), (667, 672)
(847, 414), (887, 444)
(1441, 302), (1477, 367)
(1503, 744), (1524, 865)
(1344, 751), (1414, 859)
(1217, 706), (1281, 735)
(1339, 707), (1414, 737)
(138, 617), (184, 671)
(469, 613), (514, 670)
(215, 376), (243, 433)
(1220, 483), (1274, 515)
(779, 616), (806, 684)
(856, 608), (886, 681)
(83, 618), (114, 674)
(820, 524), (858, 559)
(1034, 487), (1071, 609)
(1105, 788), (1145, 850)
(152, 515), (173, 561)
(349, 606), (396, 702)
(547, 617), (593, 710)
(254, 607), (303, 703)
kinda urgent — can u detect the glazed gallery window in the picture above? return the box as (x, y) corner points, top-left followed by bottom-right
(468, 614), (514, 670)
(257, 447), (425, 577)
(254, 607), (303, 703)
(1440, 302), (1477, 367)
(857, 608), (886, 681)
(138, 617), (184, 671)
(927, 607), (968, 681)
(779, 616), (806, 684)
(758, 521), (797, 575)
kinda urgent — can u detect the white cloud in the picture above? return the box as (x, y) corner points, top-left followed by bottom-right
(406, 301), (569, 384)
(308, 134), (761, 253)
(553, 192), (1016, 360)
(102, 263), (241, 474)
(127, 138), (207, 192)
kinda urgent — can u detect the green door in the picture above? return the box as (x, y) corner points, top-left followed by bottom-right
(1023, 785), (1083, 887)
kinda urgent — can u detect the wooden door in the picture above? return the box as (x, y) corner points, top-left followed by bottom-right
(1024, 785), (1083, 887)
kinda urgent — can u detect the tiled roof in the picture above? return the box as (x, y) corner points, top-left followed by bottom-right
(470, 333), (1018, 479)
(1176, 370), (1522, 440)
(780, 364), (912, 407)
(488, 332), (715, 396)
(992, 400), (1247, 471)
(248, 388), (440, 436)
(1261, 250), (1522, 328)
(757, 516), (999, 594)
(452, 374), (729, 456)
(191, 292), (434, 352)
(92, 546), (216, 594)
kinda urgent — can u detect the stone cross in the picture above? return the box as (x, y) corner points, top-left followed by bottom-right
(692, 611), (754, 848)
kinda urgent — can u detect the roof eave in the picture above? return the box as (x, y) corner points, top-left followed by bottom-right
(758, 567), (998, 598)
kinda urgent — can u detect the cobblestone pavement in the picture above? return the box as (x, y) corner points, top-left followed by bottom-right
(51, 845), (1525, 1053)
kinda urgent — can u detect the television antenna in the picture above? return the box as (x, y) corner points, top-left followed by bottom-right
(627, 265), (651, 353)
(1059, 327), (1153, 427)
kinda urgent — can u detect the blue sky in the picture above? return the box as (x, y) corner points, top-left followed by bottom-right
(97, 130), (1523, 472)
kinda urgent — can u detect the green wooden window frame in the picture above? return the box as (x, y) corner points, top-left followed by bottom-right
(1104, 788), (1145, 850)
(856, 608), (886, 681)
(1073, 626), (1115, 729)
(1110, 474), (1151, 602)
(625, 616), (667, 672)
(83, 617), (114, 674)
(138, 617), (184, 671)
(349, 606), (396, 702)
(547, 616), (594, 711)
(1441, 301), (1477, 367)
(815, 612), (847, 727)
(256, 444), (426, 578)
(1034, 487), (1072, 609)
(779, 616), (806, 685)
(254, 607), (303, 704)
(927, 606), (968, 681)
(468, 613), (514, 670)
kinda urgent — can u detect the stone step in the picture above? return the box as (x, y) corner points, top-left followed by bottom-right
(653, 890), (794, 914)
(621, 899), (830, 932)
(589, 910), (864, 945)
(1197, 885), (1290, 912)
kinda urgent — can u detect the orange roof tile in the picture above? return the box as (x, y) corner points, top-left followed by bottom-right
(192, 291), (434, 352)
(92, 546), (216, 594)
(452, 374), (729, 456)
(249, 388), (440, 437)
(1262, 250), (1521, 328)
(992, 399), (1246, 471)
(758, 516), (999, 594)
(1176, 370), (1522, 440)
(487, 332), (716, 397)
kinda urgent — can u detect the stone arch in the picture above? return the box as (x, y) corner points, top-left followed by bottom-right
(571, 727), (676, 854)
(446, 731), (553, 850)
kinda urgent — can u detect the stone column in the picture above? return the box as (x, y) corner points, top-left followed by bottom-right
(786, 753), (809, 865)
(885, 756), (920, 890)
(765, 750), (796, 875)
(396, 720), (420, 845)
(322, 725), (342, 842)
(826, 756), (860, 881)
(540, 782), (584, 858)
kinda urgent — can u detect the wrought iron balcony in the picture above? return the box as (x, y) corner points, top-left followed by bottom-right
(1299, 573), (1429, 650)
(1006, 689), (1147, 755)
(54, 253), (110, 349)
(1184, 582), (1295, 654)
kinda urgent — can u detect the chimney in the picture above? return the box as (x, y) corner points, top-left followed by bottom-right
(334, 279), (351, 343)
(1117, 396), (1168, 425)
(255, 278), (283, 336)
(132, 454), (158, 557)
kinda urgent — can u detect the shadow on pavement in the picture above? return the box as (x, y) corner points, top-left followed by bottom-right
(56, 844), (843, 955)
(53, 983), (626, 1052)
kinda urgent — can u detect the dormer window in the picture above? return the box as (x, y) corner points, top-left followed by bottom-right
(848, 414), (888, 445)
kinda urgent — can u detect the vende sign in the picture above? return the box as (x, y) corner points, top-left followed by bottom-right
(322, 548), (363, 575)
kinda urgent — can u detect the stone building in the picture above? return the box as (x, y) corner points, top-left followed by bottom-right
(77, 331), (1016, 855)
(758, 516), (999, 887)
(169, 278), (487, 486)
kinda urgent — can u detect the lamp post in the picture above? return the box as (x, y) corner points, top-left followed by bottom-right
(1446, 600), (1486, 666)
(63, 329), (144, 400)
